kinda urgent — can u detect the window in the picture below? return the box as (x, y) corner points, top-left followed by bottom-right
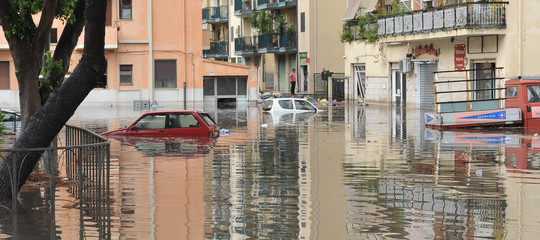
(0, 62), (9, 90)
(155, 60), (177, 88)
(120, 65), (133, 85)
(199, 113), (217, 127)
(300, 12), (305, 32)
(423, 0), (433, 9)
(528, 86), (540, 103)
(204, 77), (215, 96)
(106, 0), (112, 25)
(169, 114), (200, 128)
(237, 57), (242, 64)
(506, 86), (518, 98)
(50, 28), (57, 44)
(278, 100), (293, 110)
(120, 0), (132, 20)
(294, 100), (316, 111)
(231, 58), (236, 63)
(134, 114), (166, 129)
(96, 61), (107, 88)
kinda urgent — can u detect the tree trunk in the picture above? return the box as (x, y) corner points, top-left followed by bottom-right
(0, 0), (107, 200)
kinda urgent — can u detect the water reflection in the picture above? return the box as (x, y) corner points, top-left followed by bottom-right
(4, 103), (540, 238)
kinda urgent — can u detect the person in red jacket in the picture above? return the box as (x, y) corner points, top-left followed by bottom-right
(289, 68), (297, 95)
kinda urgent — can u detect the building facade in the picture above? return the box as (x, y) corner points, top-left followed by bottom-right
(202, 0), (348, 96)
(342, 0), (539, 110)
(0, 0), (257, 109)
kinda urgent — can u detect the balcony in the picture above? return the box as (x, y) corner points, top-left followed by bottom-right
(235, 0), (258, 17)
(377, 2), (507, 42)
(203, 5), (229, 24)
(258, 31), (297, 53)
(235, 36), (259, 55)
(203, 41), (229, 59)
(257, 0), (297, 11)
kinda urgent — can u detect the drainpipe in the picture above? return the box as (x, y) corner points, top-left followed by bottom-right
(518, 0), (522, 76)
(184, 0), (188, 109)
(314, 0), (317, 94)
(148, 0), (154, 103)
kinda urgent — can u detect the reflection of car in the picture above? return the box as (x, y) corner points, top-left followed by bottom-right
(101, 110), (220, 138)
(263, 111), (317, 126)
(109, 135), (217, 156)
(1, 109), (21, 134)
(262, 98), (318, 113)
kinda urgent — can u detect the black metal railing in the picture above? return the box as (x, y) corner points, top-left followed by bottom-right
(0, 125), (111, 239)
(377, 2), (507, 37)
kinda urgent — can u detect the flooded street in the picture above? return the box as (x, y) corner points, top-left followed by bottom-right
(4, 102), (540, 239)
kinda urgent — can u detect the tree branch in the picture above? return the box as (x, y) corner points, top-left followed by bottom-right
(40, 0), (86, 104)
(33, 0), (59, 55)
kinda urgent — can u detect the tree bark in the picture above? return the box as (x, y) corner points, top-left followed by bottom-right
(0, 0), (107, 200)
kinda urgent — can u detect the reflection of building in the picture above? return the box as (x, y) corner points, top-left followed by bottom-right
(0, 0), (257, 108)
(203, 106), (305, 238)
(342, 0), (539, 108)
(202, 0), (347, 94)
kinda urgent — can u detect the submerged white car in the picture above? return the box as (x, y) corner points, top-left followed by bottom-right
(262, 98), (318, 113)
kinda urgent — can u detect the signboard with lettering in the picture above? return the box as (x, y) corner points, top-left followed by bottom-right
(414, 44), (439, 58)
(454, 44), (466, 70)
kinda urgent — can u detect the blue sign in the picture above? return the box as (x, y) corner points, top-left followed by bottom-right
(459, 111), (506, 120)
(426, 114), (434, 123)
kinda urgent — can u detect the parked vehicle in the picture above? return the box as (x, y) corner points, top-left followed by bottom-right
(426, 77), (540, 129)
(1, 109), (21, 134)
(262, 98), (318, 113)
(101, 110), (220, 138)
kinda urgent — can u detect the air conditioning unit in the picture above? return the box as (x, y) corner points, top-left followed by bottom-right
(399, 58), (413, 73)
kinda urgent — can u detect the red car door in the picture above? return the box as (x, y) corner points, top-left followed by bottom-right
(167, 113), (208, 136)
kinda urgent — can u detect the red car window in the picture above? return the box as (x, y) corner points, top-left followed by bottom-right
(134, 114), (167, 129)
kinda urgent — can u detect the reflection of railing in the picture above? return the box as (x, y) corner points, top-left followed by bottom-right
(204, 41), (229, 58)
(0, 125), (111, 239)
(377, 2), (507, 37)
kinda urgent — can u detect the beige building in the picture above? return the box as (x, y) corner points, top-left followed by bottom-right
(342, 0), (540, 109)
(0, 0), (257, 109)
(203, 0), (348, 96)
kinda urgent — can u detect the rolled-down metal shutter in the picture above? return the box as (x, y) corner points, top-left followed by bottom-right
(418, 63), (437, 110)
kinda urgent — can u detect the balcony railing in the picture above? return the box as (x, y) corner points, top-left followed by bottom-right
(258, 31), (297, 51)
(257, 0), (297, 10)
(235, 36), (259, 55)
(377, 2), (507, 37)
(203, 41), (229, 58)
(203, 6), (229, 23)
(235, 0), (258, 16)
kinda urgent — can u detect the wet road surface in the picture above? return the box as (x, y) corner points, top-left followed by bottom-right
(2, 102), (540, 239)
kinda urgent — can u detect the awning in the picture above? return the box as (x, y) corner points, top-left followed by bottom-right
(342, 0), (362, 21)
(363, 0), (379, 13)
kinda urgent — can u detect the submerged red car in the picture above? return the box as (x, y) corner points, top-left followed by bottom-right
(101, 110), (220, 138)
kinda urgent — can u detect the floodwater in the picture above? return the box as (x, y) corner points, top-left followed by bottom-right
(2, 102), (540, 239)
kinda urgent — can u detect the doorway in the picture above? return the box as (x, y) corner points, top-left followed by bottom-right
(301, 66), (308, 92)
(392, 70), (406, 105)
(352, 65), (366, 101)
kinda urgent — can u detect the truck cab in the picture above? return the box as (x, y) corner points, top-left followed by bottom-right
(505, 78), (540, 128)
